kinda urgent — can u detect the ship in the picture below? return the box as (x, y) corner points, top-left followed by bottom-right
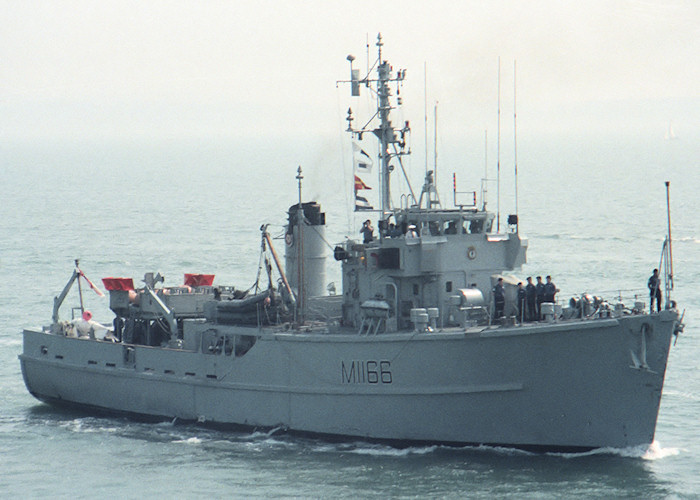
(20, 34), (684, 452)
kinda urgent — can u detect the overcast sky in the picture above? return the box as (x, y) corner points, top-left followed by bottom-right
(2, 0), (698, 142)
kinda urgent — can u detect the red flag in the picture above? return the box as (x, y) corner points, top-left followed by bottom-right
(354, 175), (371, 191)
(184, 273), (215, 287)
(102, 277), (135, 291)
(79, 269), (105, 297)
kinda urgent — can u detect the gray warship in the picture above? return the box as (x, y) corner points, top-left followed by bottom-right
(20, 35), (684, 452)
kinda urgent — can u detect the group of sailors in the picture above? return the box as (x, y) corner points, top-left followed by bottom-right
(493, 268), (665, 323)
(360, 217), (485, 244)
(493, 275), (559, 322)
(361, 219), (411, 242)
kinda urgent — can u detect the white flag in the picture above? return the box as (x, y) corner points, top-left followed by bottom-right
(352, 142), (373, 172)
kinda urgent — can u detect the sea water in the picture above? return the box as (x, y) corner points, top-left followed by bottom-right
(1, 134), (699, 498)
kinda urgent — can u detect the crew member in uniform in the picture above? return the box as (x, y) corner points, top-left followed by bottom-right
(493, 277), (505, 320)
(516, 282), (527, 323)
(544, 275), (558, 303)
(525, 276), (537, 321)
(360, 219), (374, 244)
(535, 276), (545, 320)
(648, 268), (662, 312)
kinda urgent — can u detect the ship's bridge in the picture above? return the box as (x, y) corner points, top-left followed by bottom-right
(386, 207), (495, 238)
(339, 207), (527, 332)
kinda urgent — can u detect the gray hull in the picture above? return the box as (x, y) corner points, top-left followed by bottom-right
(20, 311), (676, 451)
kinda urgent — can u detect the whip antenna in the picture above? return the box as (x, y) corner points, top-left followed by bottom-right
(424, 62), (428, 175)
(496, 57), (501, 232)
(434, 101), (438, 190)
(514, 60), (518, 222)
(482, 129), (488, 210)
(665, 181), (674, 300)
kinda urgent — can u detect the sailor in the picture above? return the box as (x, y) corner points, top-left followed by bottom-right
(525, 277), (537, 321)
(648, 268), (662, 313)
(71, 310), (112, 340)
(360, 219), (374, 244)
(535, 276), (545, 320)
(493, 277), (505, 319)
(544, 275), (559, 303)
(70, 310), (94, 338)
(388, 223), (402, 238)
(406, 224), (419, 238)
(516, 282), (527, 323)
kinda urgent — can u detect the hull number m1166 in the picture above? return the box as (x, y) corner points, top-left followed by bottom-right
(341, 360), (392, 384)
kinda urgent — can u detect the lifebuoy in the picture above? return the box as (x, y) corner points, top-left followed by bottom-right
(285, 233), (293, 246)
(467, 246), (477, 260)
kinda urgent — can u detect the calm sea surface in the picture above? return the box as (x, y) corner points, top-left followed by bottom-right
(1, 134), (699, 498)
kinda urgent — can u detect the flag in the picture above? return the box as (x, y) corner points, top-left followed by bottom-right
(355, 194), (373, 211)
(102, 277), (135, 291)
(184, 273), (215, 287)
(79, 269), (105, 297)
(354, 174), (371, 191)
(352, 142), (373, 172)
(353, 173), (372, 210)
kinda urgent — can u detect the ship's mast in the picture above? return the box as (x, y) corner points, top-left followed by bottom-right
(343, 33), (412, 217)
(375, 34), (392, 214)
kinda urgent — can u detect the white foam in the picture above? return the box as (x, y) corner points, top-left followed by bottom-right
(345, 443), (437, 457)
(549, 440), (680, 460)
(174, 436), (202, 445)
(58, 418), (118, 434)
(243, 426), (287, 441)
(468, 444), (535, 456)
(641, 441), (681, 460)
